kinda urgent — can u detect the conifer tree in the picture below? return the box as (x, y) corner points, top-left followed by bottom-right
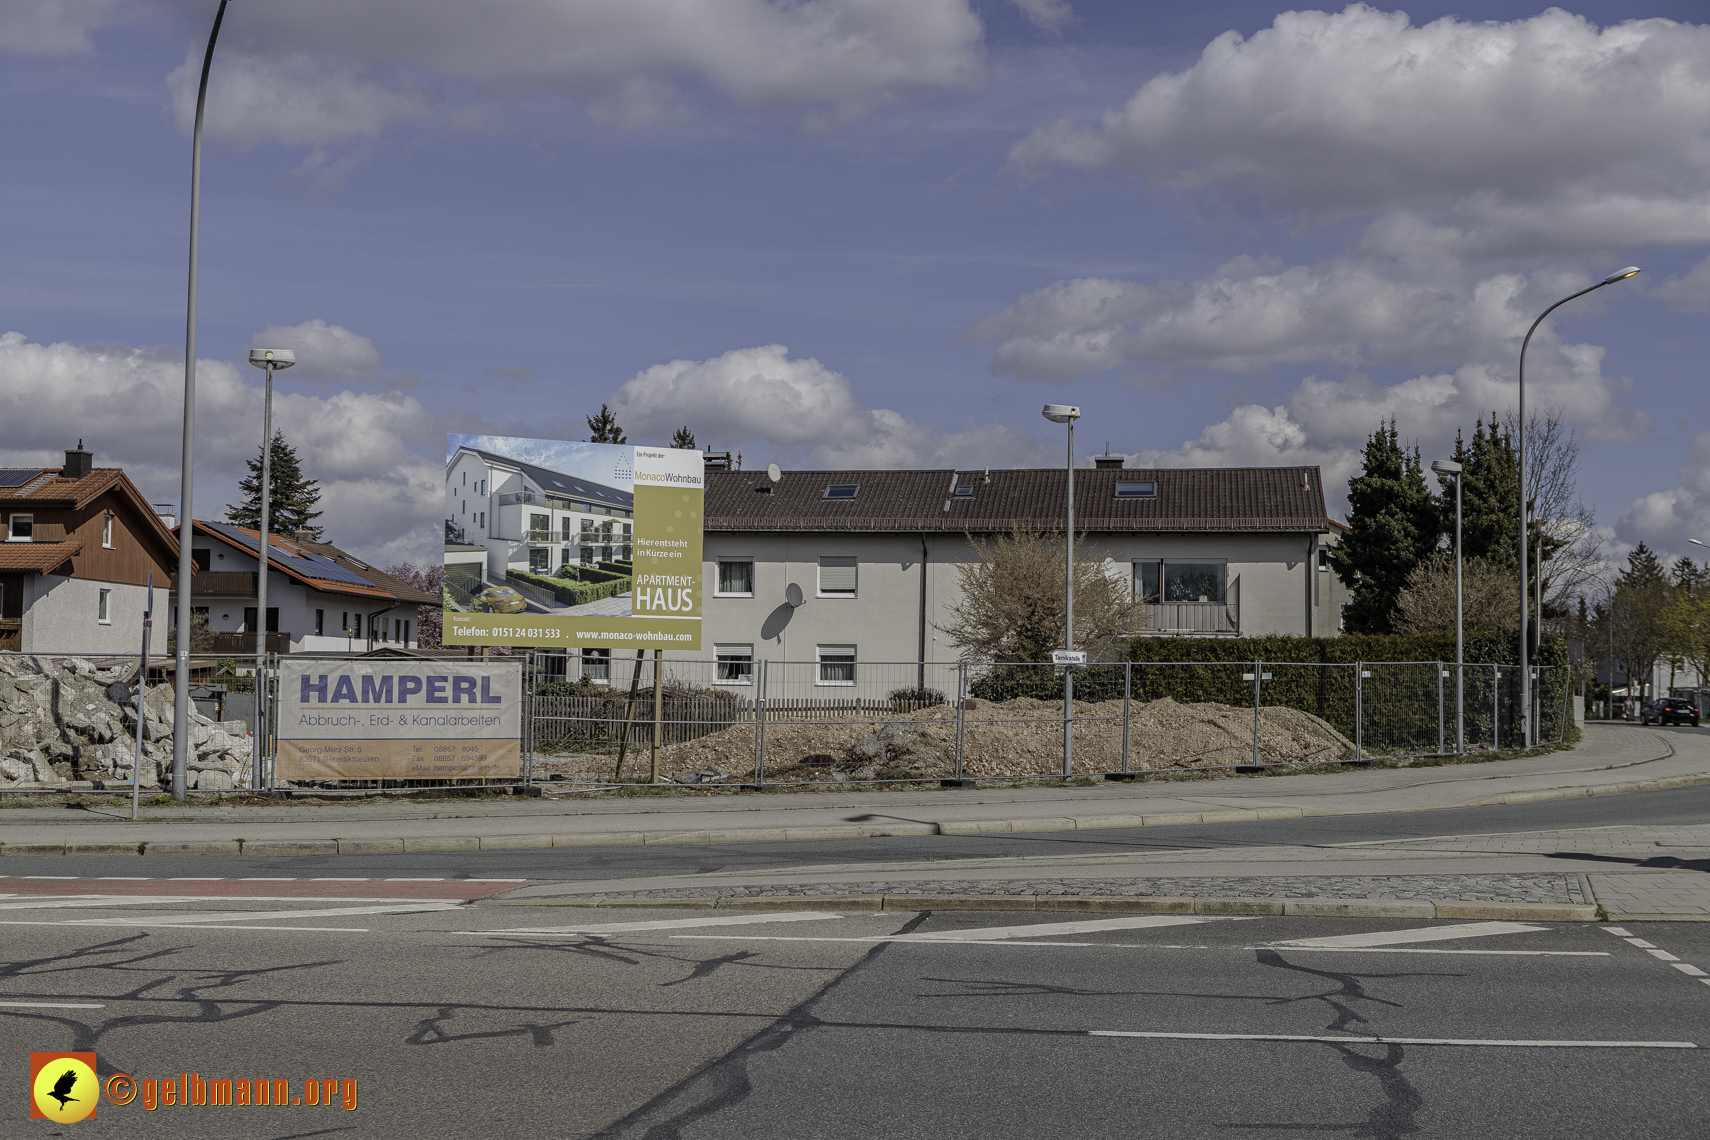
(227, 431), (324, 539)
(670, 425), (695, 450)
(587, 404), (626, 444)
(1330, 420), (1440, 633)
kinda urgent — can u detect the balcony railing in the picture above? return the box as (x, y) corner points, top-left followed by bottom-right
(206, 632), (292, 655)
(1143, 602), (1238, 635)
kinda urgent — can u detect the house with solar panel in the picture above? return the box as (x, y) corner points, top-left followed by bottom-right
(444, 446), (633, 590)
(0, 445), (180, 653)
(175, 522), (438, 654)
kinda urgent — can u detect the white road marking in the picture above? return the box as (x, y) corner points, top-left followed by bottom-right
(96, 877), (151, 881)
(238, 878), (297, 881)
(897, 915), (1233, 941)
(467, 879), (527, 883)
(668, 935), (1606, 955)
(1265, 947), (1606, 957)
(487, 911), (847, 936)
(0, 921), (372, 932)
(384, 878), (446, 882)
(69, 902), (462, 925)
(1089, 1030), (1695, 1049)
(1272, 922), (1548, 948)
(0, 1001), (105, 1009)
(1672, 963), (1707, 977)
(0, 896), (217, 911)
(167, 877), (224, 881)
(1646, 948), (1682, 962)
(1601, 926), (1633, 936)
(310, 878), (370, 882)
(1625, 937), (1658, 948)
(21, 876), (78, 880)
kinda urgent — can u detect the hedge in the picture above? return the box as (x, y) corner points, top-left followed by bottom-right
(967, 632), (1569, 755)
(556, 565), (628, 585)
(506, 568), (629, 607)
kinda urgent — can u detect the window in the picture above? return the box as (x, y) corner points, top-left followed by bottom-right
(403, 619), (411, 644)
(394, 618), (404, 642)
(479, 511), (485, 528)
(314, 609), (324, 636)
(341, 611), (349, 632)
(717, 559), (754, 597)
(101, 513), (114, 548)
(463, 471), (467, 485)
(581, 648), (611, 684)
(716, 644), (754, 685)
(530, 548), (550, 572)
(818, 556), (857, 597)
(97, 588), (111, 624)
(1317, 547), (1331, 571)
(622, 523), (632, 536)
(7, 514), (32, 542)
(529, 512), (549, 539)
(823, 484), (859, 499)
(192, 548), (211, 571)
(953, 485), (973, 497)
(1135, 561), (1226, 604)
(817, 645), (856, 686)
(1114, 481), (1157, 499)
(243, 607), (280, 633)
(561, 518), (572, 541)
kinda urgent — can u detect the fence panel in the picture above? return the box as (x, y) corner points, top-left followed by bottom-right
(1359, 661), (1448, 759)
(957, 662), (1127, 777)
(751, 660), (963, 783)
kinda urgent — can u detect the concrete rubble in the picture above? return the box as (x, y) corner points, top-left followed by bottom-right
(0, 655), (252, 790)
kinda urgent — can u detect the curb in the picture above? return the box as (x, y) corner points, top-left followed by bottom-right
(3, 770), (1709, 860)
(480, 893), (1598, 921)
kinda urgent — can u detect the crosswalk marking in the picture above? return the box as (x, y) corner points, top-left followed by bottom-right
(486, 911), (846, 936)
(1272, 922), (1548, 948)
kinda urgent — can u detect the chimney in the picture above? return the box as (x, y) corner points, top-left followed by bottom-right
(1093, 452), (1124, 471)
(63, 440), (93, 480)
(153, 503), (176, 528)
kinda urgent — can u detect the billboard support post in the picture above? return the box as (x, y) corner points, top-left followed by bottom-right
(649, 649), (663, 784)
(613, 648), (645, 782)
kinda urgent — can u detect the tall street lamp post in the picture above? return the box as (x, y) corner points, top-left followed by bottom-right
(1431, 458), (1463, 752)
(1043, 403), (1081, 778)
(1516, 266), (1640, 747)
(247, 347), (294, 792)
(171, 0), (233, 802)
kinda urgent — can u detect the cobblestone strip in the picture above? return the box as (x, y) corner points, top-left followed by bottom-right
(569, 873), (1584, 906)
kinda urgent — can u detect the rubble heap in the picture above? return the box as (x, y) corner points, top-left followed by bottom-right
(0, 655), (252, 790)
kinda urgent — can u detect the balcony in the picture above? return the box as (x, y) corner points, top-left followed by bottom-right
(205, 632), (292, 655)
(1143, 602), (1238, 636)
(170, 571), (257, 598)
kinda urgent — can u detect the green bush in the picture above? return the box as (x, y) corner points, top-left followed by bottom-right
(555, 564), (629, 585)
(507, 568), (629, 607)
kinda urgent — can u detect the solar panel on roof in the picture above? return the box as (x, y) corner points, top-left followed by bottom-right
(0, 470), (41, 487)
(205, 523), (377, 587)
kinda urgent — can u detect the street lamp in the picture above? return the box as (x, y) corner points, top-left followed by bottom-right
(1431, 458), (1463, 753)
(171, 0), (233, 802)
(1043, 403), (1081, 777)
(1516, 266), (1640, 747)
(247, 347), (295, 792)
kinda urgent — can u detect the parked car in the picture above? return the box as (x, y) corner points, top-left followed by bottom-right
(1640, 698), (1699, 727)
(476, 585), (529, 614)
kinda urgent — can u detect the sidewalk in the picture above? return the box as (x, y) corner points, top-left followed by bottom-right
(0, 724), (1702, 857)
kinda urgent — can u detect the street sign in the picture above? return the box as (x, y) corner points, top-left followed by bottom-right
(1051, 650), (1088, 666)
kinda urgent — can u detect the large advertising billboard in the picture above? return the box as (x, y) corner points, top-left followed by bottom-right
(276, 659), (523, 780)
(441, 435), (702, 649)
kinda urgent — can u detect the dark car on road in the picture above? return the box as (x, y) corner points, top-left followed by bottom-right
(1641, 698), (1700, 726)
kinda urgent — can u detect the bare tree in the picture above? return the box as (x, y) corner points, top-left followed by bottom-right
(385, 562), (444, 649)
(1503, 406), (1602, 610)
(1391, 554), (1520, 635)
(938, 528), (1146, 662)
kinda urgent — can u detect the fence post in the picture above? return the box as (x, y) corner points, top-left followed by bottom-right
(649, 649), (663, 784)
(1251, 658), (1262, 769)
(522, 652), (535, 789)
(1493, 664), (1500, 751)
(1437, 660), (1445, 757)
(1558, 667), (1569, 744)
(754, 659), (768, 787)
(1353, 661), (1363, 762)
(1122, 661), (1132, 774)
(954, 661), (967, 781)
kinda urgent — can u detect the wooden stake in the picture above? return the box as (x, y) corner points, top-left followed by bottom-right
(612, 649), (647, 782)
(650, 649), (663, 784)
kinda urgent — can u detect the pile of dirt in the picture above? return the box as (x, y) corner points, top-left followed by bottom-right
(586, 695), (1356, 783)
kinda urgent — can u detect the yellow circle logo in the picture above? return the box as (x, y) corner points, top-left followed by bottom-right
(33, 1056), (98, 1123)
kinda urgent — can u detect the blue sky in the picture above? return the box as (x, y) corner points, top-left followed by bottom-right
(4, 1), (1710, 573)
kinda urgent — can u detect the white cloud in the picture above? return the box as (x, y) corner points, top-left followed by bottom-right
(609, 343), (1051, 469)
(0, 330), (445, 565)
(1653, 255), (1710, 312)
(1010, 6), (1710, 240)
(165, 0), (987, 145)
(0, 0), (119, 56)
(1616, 432), (1710, 562)
(248, 319), (387, 384)
(1011, 0), (1073, 34)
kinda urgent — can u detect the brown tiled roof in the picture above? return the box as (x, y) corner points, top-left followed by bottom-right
(0, 466), (179, 559)
(0, 540), (82, 572)
(185, 523), (438, 607)
(290, 536), (440, 606)
(705, 467), (1332, 534)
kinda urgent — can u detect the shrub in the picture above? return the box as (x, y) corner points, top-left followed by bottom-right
(507, 568), (629, 607)
(885, 686), (946, 706)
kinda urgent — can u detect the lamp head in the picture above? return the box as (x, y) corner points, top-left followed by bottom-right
(1691, 538), (1706, 548)
(1602, 266), (1641, 285)
(1430, 459), (1462, 475)
(1041, 403), (1081, 424)
(248, 348), (296, 370)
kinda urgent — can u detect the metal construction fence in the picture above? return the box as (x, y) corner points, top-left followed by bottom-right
(0, 649), (1568, 795)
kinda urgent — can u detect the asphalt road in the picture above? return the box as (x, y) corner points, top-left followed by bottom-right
(2, 893), (1706, 1138)
(4, 777), (1708, 884)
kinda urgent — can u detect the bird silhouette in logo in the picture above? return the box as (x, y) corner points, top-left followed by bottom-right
(46, 1068), (79, 1110)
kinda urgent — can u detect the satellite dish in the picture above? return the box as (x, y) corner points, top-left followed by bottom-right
(785, 582), (804, 607)
(767, 463), (781, 483)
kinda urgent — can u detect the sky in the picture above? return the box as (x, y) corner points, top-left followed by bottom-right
(3, 1), (1710, 574)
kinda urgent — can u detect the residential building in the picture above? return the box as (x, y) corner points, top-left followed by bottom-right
(445, 446), (633, 584)
(172, 522), (438, 655)
(0, 445), (180, 653)
(590, 463), (1349, 688)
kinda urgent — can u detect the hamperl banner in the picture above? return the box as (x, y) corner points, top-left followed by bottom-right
(276, 659), (523, 781)
(441, 435), (703, 649)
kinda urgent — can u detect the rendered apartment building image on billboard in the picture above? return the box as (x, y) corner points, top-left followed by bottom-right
(442, 434), (703, 649)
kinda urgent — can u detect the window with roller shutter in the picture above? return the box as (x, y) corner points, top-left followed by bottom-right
(817, 556), (856, 598)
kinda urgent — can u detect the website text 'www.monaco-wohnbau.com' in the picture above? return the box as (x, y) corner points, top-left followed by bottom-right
(576, 631), (695, 641)
(105, 1072), (357, 1112)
